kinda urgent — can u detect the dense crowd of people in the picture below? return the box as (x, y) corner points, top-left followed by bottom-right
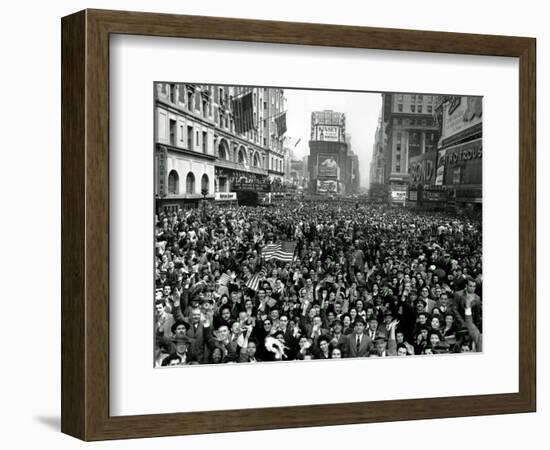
(154, 201), (482, 366)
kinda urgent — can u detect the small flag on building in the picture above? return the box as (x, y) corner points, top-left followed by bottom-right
(245, 268), (267, 291)
(275, 111), (287, 136)
(232, 91), (255, 134)
(262, 241), (297, 262)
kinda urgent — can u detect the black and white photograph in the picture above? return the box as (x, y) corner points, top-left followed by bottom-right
(153, 83), (483, 367)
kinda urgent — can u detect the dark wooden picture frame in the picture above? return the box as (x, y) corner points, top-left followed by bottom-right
(61, 9), (536, 441)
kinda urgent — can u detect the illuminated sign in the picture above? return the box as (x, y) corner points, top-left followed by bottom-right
(391, 190), (407, 200)
(215, 192), (237, 201)
(315, 125), (339, 142)
(317, 180), (338, 193)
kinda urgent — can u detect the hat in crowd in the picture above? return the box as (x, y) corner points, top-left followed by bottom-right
(415, 299), (427, 307)
(172, 334), (192, 345)
(331, 319), (342, 327)
(432, 342), (451, 354)
(189, 295), (201, 305)
(373, 335), (388, 343)
(171, 320), (191, 334)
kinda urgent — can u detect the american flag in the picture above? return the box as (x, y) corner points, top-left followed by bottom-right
(275, 111), (287, 136)
(218, 273), (231, 286)
(245, 268), (266, 291)
(232, 91), (255, 134)
(261, 241), (297, 262)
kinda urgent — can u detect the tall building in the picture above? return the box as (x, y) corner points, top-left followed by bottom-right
(154, 83), (286, 211)
(341, 133), (360, 194)
(307, 110), (348, 195)
(349, 152), (360, 193)
(381, 92), (441, 204)
(367, 113), (386, 202)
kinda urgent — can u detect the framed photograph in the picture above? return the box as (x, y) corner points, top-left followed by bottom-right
(61, 9), (536, 441)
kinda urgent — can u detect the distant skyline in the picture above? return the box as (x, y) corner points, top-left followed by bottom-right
(283, 88), (382, 188)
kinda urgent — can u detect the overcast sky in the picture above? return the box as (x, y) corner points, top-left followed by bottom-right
(283, 89), (382, 187)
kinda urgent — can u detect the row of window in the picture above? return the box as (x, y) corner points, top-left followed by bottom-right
(163, 84), (283, 151)
(394, 117), (434, 127)
(396, 94), (434, 103)
(397, 104), (433, 113)
(169, 119), (209, 154)
(270, 156), (284, 172)
(167, 171), (209, 196)
(396, 131), (436, 142)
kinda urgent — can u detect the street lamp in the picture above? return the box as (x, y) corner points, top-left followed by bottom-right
(201, 188), (208, 220)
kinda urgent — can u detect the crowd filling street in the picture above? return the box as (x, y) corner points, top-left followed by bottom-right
(154, 201), (482, 366)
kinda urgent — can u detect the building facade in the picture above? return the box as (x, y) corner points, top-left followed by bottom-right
(154, 83), (286, 211)
(406, 95), (482, 211)
(436, 95), (482, 210)
(381, 92), (441, 204)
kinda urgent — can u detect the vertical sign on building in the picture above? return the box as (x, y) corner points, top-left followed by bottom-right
(318, 154), (340, 178)
(158, 146), (168, 197)
(435, 149), (446, 186)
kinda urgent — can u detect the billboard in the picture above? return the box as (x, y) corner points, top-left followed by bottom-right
(315, 125), (340, 142)
(318, 153), (340, 178)
(438, 138), (482, 186)
(391, 190), (407, 201)
(215, 192), (237, 201)
(234, 179), (271, 192)
(423, 190), (448, 202)
(317, 180), (338, 193)
(409, 150), (438, 185)
(442, 96), (482, 141)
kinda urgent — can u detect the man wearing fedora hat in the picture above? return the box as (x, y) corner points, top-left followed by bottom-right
(171, 286), (214, 358)
(370, 320), (398, 357)
(164, 332), (196, 366)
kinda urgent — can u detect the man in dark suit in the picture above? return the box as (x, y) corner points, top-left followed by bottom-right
(454, 277), (482, 332)
(329, 319), (347, 350)
(163, 334), (197, 365)
(344, 318), (371, 358)
(172, 300), (211, 364)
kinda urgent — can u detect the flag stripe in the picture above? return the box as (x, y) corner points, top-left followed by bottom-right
(218, 273), (230, 285)
(245, 268), (266, 291)
(262, 241), (296, 261)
